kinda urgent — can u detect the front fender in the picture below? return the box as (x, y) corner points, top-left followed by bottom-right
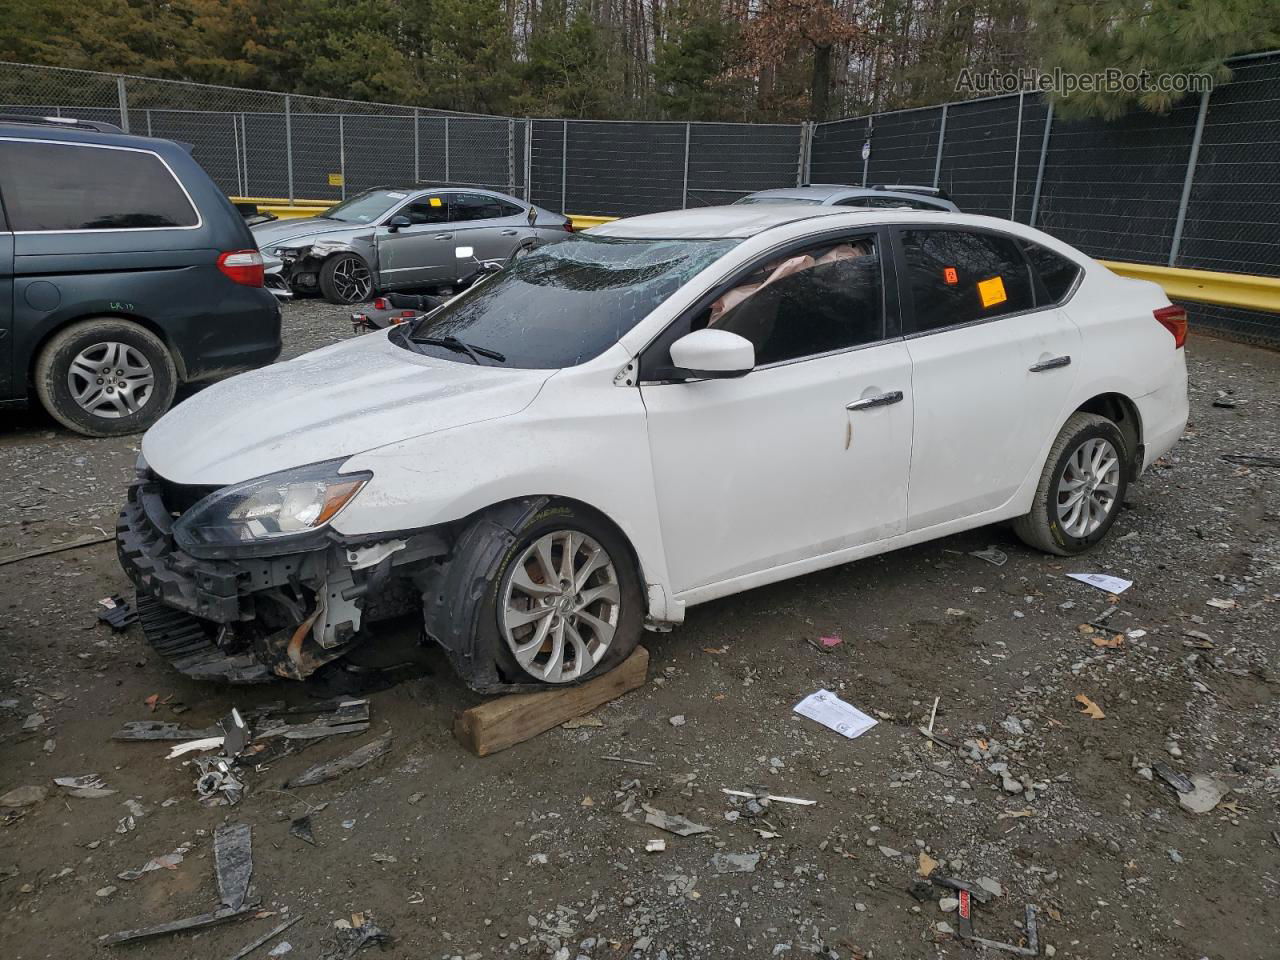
(334, 370), (677, 620)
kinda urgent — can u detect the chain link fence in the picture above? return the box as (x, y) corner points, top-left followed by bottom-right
(1, 55), (1277, 344)
(811, 50), (1280, 346)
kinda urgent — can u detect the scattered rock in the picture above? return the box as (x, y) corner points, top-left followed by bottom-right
(711, 851), (760, 873)
(0, 786), (48, 808)
(1178, 775), (1230, 814)
(938, 897), (959, 912)
(977, 877), (1003, 897)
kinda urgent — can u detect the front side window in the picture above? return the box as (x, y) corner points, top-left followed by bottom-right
(900, 229), (1035, 333)
(0, 140), (197, 231)
(706, 236), (883, 365)
(394, 234), (739, 369)
(399, 197), (450, 225)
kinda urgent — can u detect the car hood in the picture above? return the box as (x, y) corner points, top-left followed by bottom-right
(142, 333), (554, 486)
(251, 217), (371, 249)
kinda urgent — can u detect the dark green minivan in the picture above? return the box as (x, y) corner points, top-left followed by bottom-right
(0, 116), (281, 436)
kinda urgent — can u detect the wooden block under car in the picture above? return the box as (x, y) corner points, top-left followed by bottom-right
(453, 646), (649, 757)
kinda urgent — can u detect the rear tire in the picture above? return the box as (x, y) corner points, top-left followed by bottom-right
(1013, 412), (1129, 556)
(34, 319), (177, 437)
(319, 253), (374, 304)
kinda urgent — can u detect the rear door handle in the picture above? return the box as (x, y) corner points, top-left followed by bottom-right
(1030, 355), (1071, 372)
(846, 391), (904, 411)
(432, 233), (453, 241)
(500, 228), (519, 236)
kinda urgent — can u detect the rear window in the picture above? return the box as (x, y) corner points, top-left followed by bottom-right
(1023, 241), (1083, 303)
(0, 139), (198, 231)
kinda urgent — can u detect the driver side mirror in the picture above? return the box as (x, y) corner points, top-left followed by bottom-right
(669, 329), (755, 380)
(387, 215), (411, 233)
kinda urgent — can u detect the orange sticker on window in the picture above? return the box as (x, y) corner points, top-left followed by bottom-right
(429, 196), (442, 207)
(978, 275), (1007, 308)
(943, 266), (958, 285)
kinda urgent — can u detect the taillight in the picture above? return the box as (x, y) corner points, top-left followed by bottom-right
(217, 250), (264, 287)
(563, 219), (574, 233)
(373, 298), (389, 310)
(1153, 305), (1187, 348)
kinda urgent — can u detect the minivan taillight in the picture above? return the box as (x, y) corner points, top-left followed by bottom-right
(217, 250), (264, 287)
(563, 219), (574, 233)
(1153, 305), (1187, 348)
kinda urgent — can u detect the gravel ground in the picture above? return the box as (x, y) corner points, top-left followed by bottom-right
(1, 301), (1277, 959)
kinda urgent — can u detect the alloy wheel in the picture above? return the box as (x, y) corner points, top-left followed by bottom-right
(1056, 437), (1121, 538)
(332, 256), (372, 302)
(67, 342), (155, 419)
(499, 530), (620, 683)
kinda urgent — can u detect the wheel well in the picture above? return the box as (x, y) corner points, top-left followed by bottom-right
(27, 313), (186, 389)
(1074, 393), (1142, 473)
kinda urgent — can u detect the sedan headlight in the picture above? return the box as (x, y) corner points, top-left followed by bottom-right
(174, 460), (370, 555)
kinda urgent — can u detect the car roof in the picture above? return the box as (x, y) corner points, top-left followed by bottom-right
(0, 120), (188, 155)
(591, 204), (855, 239)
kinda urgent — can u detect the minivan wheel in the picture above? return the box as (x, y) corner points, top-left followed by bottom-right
(34, 319), (177, 437)
(430, 498), (643, 687)
(1013, 412), (1130, 556)
(319, 253), (373, 304)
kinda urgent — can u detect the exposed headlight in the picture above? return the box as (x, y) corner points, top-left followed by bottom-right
(174, 459), (370, 555)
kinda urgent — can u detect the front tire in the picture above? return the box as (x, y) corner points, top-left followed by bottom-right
(429, 498), (643, 687)
(1013, 412), (1130, 556)
(319, 253), (374, 304)
(34, 319), (177, 437)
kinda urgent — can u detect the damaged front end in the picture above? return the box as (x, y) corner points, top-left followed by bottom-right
(271, 238), (364, 297)
(116, 463), (447, 684)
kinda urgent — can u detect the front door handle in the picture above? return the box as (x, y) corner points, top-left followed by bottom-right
(500, 228), (519, 236)
(1030, 355), (1071, 372)
(433, 233), (453, 241)
(846, 391), (904, 411)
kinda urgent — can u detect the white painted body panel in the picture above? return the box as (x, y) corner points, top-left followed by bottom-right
(144, 206), (1188, 625)
(641, 341), (912, 593)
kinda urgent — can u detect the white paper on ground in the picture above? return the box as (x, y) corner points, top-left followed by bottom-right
(1067, 573), (1133, 594)
(793, 689), (877, 740)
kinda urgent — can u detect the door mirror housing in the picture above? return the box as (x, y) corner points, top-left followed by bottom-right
(387, 215), (411, 232)
(668, 328), (755, 379)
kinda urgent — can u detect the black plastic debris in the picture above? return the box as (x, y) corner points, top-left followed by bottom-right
(214, 823), (253, 911)
(289, 815), (317, 846)
(284, 733), (392, 789)
(324, 915), (392, 959)
(101, 823), (257, 947)
(97, 595), (137, 631)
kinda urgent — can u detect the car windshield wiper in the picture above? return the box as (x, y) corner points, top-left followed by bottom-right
(410, 334), (506, 365)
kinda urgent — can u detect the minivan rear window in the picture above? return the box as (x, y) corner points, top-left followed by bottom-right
(0, 140), (198, 231)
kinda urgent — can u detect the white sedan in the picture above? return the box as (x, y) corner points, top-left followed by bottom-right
(118, 205), (1189, 690)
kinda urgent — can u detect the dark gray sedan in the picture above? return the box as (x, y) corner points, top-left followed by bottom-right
(252, 187), (572, 304)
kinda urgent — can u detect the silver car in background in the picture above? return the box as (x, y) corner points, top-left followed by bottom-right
(252, 186), (572, 304)
(737, 183), (959, 212)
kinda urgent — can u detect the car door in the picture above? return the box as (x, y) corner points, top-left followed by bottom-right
(639, 229), (914, 595)
(894, 226), (1082, 531)
(448, 193), (530, 263)
(375, 193), (456, 288)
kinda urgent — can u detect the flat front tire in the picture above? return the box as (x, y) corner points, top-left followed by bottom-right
(1013, 412), (1130, 556)
(34, 319), (177, 437)
(429, 498), (643, 687)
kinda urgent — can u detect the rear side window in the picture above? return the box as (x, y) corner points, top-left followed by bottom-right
(1023, 241), (1082, 303)
(900, 229), (1034, 333)
(707, 236), (883, 366)
(451, 193), (519, 222)
(0, 140), (197, 231)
